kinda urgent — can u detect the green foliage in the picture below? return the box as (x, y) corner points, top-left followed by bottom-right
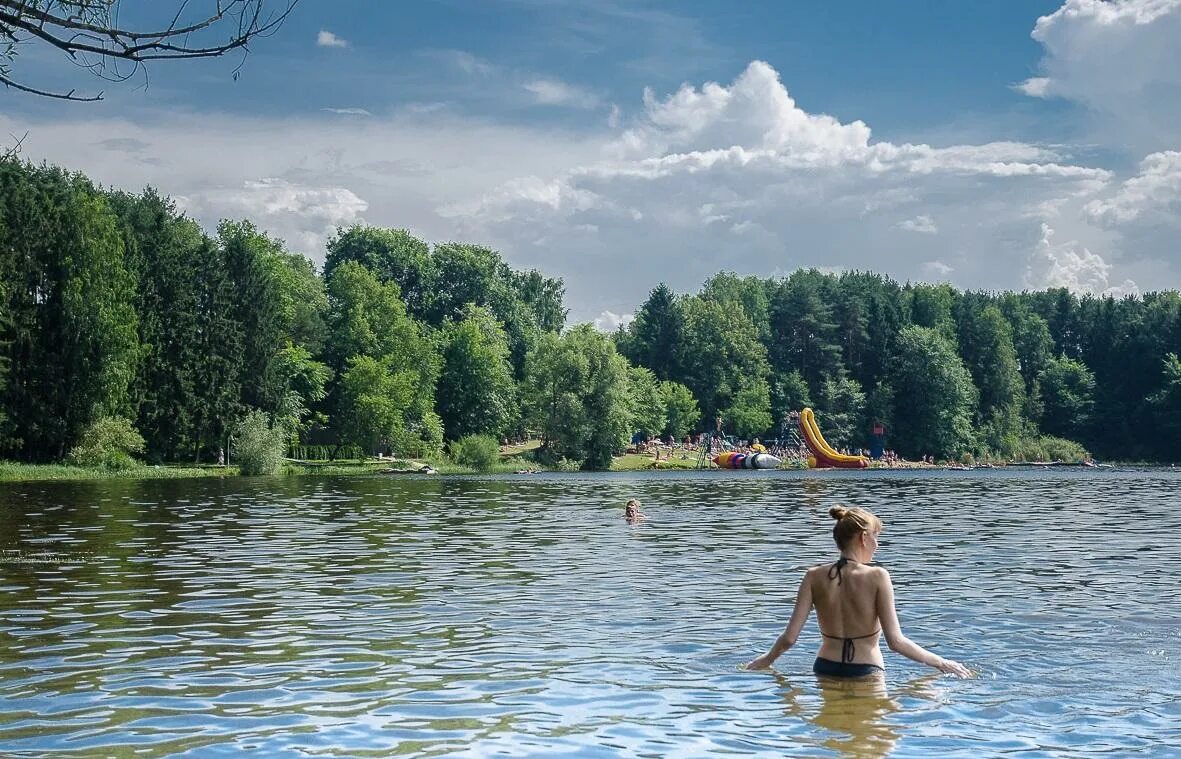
(67, 416), (145, 470)
(1007, 435), (1089, 464)
(767, 270), (842, 393)
(267, 343), (331, 434)
(618, 283), (681, 380)
(325, 226), (434, 317)
(437, 305), (517, 440)
(958, 301), (1025, 453)
(1148, 352), (1181, 445)
(772, 370), (812, 430)
(325, 261), (440, 456)
(337, 354), (416, 454)
(232, 409), (286, 476)
(12, 155), (1181, 469)
(523, 326), (632, 470)
(450, 434), (500, 472)
(1039, 355), (1096, 440)
(816, 374), (866, 449)
(0, 161), (140, 461)
(660, 381), (700, 439)
(675, 295), (771, 434)
(627, 366), (666, 439)
(890, 326), (977, 459)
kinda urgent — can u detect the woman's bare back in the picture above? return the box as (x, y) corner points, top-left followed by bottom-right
(809, 560), (885, 667)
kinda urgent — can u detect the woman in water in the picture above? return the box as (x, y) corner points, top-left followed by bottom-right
(746, 506), (969, 678)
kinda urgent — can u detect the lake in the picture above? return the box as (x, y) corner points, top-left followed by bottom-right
(1, 469), (1178, 757)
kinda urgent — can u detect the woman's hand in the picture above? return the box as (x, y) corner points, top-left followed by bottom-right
(745, 653), (776, 670)
(934, 657), (971, 678)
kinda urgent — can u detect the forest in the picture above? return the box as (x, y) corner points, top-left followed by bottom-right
(2, 158), (1179, 471)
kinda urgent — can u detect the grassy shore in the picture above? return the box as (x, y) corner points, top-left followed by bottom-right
(0, 462), (226, 482)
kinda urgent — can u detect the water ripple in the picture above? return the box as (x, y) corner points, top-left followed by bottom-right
(1, 470), (1179, 756)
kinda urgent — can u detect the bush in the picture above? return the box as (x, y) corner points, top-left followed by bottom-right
(1008, 435), (1087, 463)
(450, 434), (500, 472)
(68, 416), (145, 470)
(233, 410), (287, 475)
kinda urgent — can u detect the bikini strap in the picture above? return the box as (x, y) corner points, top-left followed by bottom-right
(827, 556), (849, 585)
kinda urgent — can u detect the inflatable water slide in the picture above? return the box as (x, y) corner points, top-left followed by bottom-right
(799, 407), (868, 469)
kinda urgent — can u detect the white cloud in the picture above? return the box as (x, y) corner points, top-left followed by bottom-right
(1020, 0), (1181, 153)
(5, 54), (1179, 322)
(448, 50), (493, 76)
(898, 215), (938, 234)
(1085, 150), (1181, 225)
(452, 61), (1129, 314)
(1024, 223), (1139, 296)
(321, 108), (372, 117)
(593, 310), (634, 332)
(921, 261), (954, 278)
(180, 178), (368, 253)
(317, 30), (348, 48)
(1016, 77), (1052, 98)
(523, 78), (601, 109)
(607, 104), (622, 129)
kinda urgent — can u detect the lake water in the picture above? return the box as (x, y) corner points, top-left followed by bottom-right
(1, 469), (1179, 757)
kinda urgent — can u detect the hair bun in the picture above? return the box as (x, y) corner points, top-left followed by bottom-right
(829, 506), (849, 521)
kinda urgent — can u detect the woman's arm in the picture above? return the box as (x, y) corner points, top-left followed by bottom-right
(877, 569), (970, 677)
(746, 571), (814, 670)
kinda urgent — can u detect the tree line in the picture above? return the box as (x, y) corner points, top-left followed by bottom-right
(616, 270), (1181, 462)
(0, 159), (699, 470)
(1, 157), (1179, 469)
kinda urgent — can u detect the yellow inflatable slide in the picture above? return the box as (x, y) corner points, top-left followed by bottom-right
(799, 407), (868, 469)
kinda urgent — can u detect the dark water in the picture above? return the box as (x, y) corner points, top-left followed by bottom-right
(1, 469), (1178, 757)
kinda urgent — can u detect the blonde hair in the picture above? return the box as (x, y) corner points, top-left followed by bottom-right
(625, 499), (641, 512)
(829, 505), (882, 549)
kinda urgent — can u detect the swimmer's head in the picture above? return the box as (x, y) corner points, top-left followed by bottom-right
(625, 499), (641, 517)
(829, 505), (882, 552)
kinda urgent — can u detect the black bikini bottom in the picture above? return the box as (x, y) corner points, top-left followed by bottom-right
(813, 657), (885, 678)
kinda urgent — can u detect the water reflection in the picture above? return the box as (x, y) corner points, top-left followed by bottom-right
(773, 672), (896, 758)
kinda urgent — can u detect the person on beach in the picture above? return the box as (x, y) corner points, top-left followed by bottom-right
(746, 505), (970, 678)
(624, 499), (646, 523)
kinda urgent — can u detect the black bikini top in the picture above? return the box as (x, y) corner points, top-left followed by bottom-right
(822, 556), (881, 663)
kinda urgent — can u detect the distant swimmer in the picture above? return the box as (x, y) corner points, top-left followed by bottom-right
(746, 505), (970, 678)
(625, 499), (646, 523)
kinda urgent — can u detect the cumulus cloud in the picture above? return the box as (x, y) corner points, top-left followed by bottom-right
(317, 30), (348, 48)
(1085, 150), (1181, 226)
(180, 178), (369, 253)
(5, 52), (1178, 323)
(593, 310), (634, 332)
(921, 260), (954, 278)
(451, 60), (1127, 316)
(1024, 223), (1139, 296)
(898, 215), (938, 234)
(1019, 0), (1181, 153)
(523, 78), (601, 109)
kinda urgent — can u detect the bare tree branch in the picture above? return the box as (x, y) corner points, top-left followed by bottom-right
(0, 0), (298, 102)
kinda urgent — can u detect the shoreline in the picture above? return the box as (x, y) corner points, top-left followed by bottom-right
(0, 457), (1173, 483)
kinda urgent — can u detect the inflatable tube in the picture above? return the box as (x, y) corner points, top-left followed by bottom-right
(713, 451), (782, 469)
(799, 407), (868, 469)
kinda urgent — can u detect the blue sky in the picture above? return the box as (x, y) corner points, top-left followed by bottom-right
(4, 0), (1180, 324)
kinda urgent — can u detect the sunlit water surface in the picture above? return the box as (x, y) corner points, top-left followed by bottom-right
(1, 469), (1179, 757)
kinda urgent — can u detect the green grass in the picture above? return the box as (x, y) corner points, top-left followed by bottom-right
(0, 462), (228, 482)
(611, 450), (704, 471)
